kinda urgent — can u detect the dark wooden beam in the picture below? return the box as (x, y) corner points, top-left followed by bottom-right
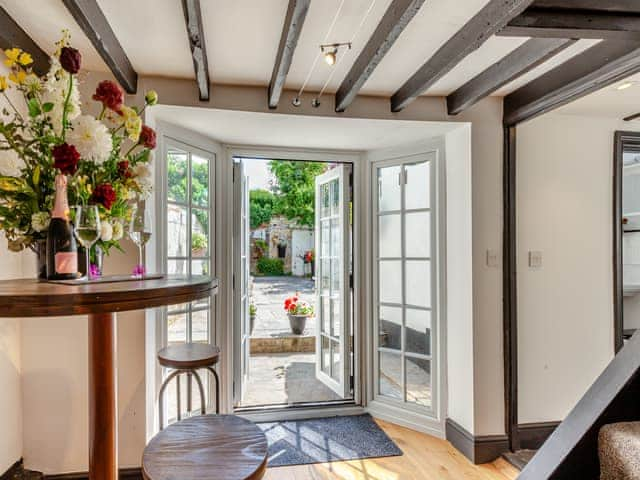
(182, 0), (210, 101)
(0, 6), (49, 75)
(499, 8), (640, 40)
(447, 38), (575, 115)
(624, 112), (640, 121)
(62, 0), (137, 93)
(390, 0), (534, 112)
(531, 0), (640, 14)
(335, 0), (425, 112)
(504, 40), (640, 126)
(268, 0), (310, 109)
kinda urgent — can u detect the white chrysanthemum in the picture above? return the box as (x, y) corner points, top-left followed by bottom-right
(42, 68), (81, 135)
(132, 163), (153, 198)
(111, 221), (124, 241)
(0, 149), (25, 177)
(68, 115), (112, 164)
(31, 212), (50, 232)
(99, 220), (113, 242)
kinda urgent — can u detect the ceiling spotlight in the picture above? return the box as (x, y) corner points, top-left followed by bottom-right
(292, 96), (301, 107)
(320, 42), (351, 67)
(311, 98), (321, 108)
(616, 81), (636, 91)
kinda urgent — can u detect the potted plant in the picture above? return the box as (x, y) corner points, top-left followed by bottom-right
(249, 303), (256, 334)
(284, 294), (314, 335)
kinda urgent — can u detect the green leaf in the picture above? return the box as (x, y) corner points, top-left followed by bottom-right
(32, 166), (40, 186)
(42, 102), (54, 113)
(27, 98), (41, 118)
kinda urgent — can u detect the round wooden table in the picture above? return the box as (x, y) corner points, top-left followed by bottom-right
(142, 415), (268, 480)
(0, 275), (218, 480)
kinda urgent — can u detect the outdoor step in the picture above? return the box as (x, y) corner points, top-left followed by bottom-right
(250, 336), (315, 354)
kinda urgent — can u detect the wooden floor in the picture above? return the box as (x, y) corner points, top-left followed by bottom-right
(263, 418), (519, 480)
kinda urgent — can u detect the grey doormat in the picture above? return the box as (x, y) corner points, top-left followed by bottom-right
(257, 414), (403, 467)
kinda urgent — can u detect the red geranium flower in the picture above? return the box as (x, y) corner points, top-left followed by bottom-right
(138, 125), (157, 149)
(52, 143), (80, 175)
(91, 183), (116, 210)
(93, 80), (124, 112)
(59, 47), (81, 74)
(117, 160), (132, 178)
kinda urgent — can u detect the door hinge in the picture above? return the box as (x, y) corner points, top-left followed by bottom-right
(232, 273), (235, 290)
(349, 273), (354, 289)
(350, 375), (354, 390)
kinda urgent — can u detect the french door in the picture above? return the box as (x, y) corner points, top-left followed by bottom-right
(314, 165), (351, 397)
(373, 153), (439, 417)
(233, 161), (251, 405)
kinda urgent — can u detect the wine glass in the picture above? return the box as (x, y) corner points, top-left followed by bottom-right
(74, 205), (100, 280)
(130, 203), (152, 278)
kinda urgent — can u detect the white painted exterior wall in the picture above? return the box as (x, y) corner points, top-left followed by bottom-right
(291, 229), (314, 277)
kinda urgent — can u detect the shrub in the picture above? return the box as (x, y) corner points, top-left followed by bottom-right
(256, 257), (284, 275)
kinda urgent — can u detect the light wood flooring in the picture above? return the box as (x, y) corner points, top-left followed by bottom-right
(263, 418), (519, 480)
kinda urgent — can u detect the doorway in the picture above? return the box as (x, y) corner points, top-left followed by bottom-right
(233, 156), (355, 409)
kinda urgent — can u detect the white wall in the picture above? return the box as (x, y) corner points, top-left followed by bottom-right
(516, 113), (626, 423)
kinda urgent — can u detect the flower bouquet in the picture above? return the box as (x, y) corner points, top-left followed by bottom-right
(284, 294), (314, 334)
(0, 32), (158, 277)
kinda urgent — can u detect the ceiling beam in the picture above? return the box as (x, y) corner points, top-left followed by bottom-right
(182, 0), (210, 101)
(447, 38), (575, 115)
(624, 112), (640, 122)
(531, 0), (640, 14)
(390, 0), (534, 112)
(335, 0), (425, 112)
(504, 40), (640, 126)
(0, 6), (49, 75)
(62, 0), (137, 94)
(499, 8), (640, 40)
(268, 0), (310, 109)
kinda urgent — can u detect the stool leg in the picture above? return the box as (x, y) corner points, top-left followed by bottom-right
(176, 372), (182, 421)
(187, 372), (192, 416)
(206, 366), (220, 414)
(158, 370), (181, 431)
(191, 370), (206, 415)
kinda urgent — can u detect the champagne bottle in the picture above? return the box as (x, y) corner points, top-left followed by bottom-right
(46, 174), (78, 279)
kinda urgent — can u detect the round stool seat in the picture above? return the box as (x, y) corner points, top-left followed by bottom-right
(157, 343), (220, 369)
(142, 415), (268, 480)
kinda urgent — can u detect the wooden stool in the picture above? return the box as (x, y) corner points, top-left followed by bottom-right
(157, 343), (220, 429)
(142, 415), (268, 480)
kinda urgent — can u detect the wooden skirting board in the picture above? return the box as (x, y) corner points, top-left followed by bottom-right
(446, 418), (510, 464)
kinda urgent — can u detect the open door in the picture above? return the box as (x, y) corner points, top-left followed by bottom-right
(233, 161), (250, 405)
(315, 164), (351, 397)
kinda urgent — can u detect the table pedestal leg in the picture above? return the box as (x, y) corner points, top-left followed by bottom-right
(89, 312), (118, 480)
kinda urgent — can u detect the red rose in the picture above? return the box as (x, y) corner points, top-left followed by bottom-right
(52, 143), (80, 175)
(91, 183), (116, 210)
(59, 47), (81, 74)
(117, 160), (132, 178)
(93, 80), (124, 112)
(138, 125), (157, 149)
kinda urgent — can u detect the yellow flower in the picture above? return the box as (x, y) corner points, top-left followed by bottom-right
(0, 76), (7, 92)
(120, 105), (142, 142)
(8, 70), (26, 84)
(18, 52), (32, 66)
(3, 48), (21, 68)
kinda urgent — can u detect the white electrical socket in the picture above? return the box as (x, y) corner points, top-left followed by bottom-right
(529, 251), (543, 268)
(486, 249), (499, 267)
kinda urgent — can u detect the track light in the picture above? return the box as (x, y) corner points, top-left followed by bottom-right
(320, 42), (351, 67)
(292, 97), (301, 107)
(311, 98), (321, 108)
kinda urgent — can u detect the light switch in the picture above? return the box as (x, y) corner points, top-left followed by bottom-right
(529, 250), (543, 268)
(486, 249), (499, 267)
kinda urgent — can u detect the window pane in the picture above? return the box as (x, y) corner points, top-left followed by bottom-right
(192, 309), (208, 343)
(321, 259), (330, 294)
(321, 183), (330, 218)
(192, 296), (209, 311)
(321, 295), (330, 334)
(379, 260), (402, 304)
(167, 149), (187, 203)
(167, 313), (186, 344)
(192, 210), (208, 258)
(330, 178), (340, 216)
(379, 351), (402, 400)
(379, 306), (401, 351)
(405, 211), (430, 258)
(191, 154), (209, 207)
(379, 214), (401, 258)
(168, 259), (187, 275)
(405, 308), (431, 356)
(331, 340), (340, 382)
(330, 258), (340, 295)
(331, 297), (340, 339)
(192, 259), (210, 275)
(321, 221), (330, 258)
(168, 302), (188, 314)
(330, 218), (339, 257)
(321, 335), (330, 375)
(405, 161), (430, 210)
(378, 166), (401, 212)
(406, 357), (431, 408)
(405, 260), (430, 308)
(167, 204), (188, 258)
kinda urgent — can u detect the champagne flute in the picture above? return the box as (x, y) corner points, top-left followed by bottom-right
(130, 203), (152, 277)
(74, 205), (100, 280)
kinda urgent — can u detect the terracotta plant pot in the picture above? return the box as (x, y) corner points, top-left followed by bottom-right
(288, 313), (308, 335)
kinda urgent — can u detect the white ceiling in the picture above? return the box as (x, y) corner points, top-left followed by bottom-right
(149, 105), (462, 150)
